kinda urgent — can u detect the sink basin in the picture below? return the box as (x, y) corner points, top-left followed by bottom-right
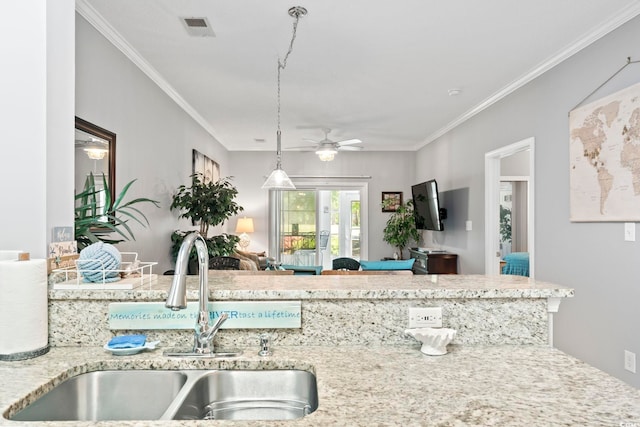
(171, 370), (318, 420)
(11, 370), (188, 421)
(9, 369), (318, 422)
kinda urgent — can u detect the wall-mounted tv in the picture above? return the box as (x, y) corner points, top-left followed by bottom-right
(411, 179), (447, 231)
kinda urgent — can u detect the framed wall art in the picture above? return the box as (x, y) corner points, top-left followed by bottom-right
(381, 191), (403, 212)
(192, 149), (220, 184)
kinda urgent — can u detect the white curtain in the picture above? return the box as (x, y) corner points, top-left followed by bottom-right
(511, 181), (528, 252)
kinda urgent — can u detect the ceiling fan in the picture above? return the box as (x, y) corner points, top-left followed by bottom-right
(289, 128), (363, 161)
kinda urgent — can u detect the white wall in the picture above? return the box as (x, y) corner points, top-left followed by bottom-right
(47, 1), (76, 253)
(416, 16), (640, 388)
(76, 14), (229, 273)
(0, 0), (74, 258)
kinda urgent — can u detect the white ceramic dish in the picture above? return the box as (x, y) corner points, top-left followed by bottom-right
(405, 328), (456, 356)
(103, 341), (160, 356)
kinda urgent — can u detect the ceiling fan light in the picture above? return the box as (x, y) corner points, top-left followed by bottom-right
(316, 147), (337, 162)
(84, 147), (108, 160)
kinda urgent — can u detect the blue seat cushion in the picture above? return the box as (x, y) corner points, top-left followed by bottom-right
(360, 259), (415, 271)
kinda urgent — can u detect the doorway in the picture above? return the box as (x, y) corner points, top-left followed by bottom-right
(484, 138), (535, 276)
(499, 177), (529, 258)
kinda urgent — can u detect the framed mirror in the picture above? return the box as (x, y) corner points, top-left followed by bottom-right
(74, 117), (116, 212)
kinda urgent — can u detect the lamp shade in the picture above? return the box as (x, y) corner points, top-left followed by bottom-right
(235, 217), (255, 234)
(262, 168), (296, 189)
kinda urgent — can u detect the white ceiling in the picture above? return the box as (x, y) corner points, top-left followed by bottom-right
(79, 0), (640, 153)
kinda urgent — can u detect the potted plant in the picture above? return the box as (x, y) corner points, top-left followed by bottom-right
(382, 199), (420, 260)
(75, 173), (160, 250)
(170, 174), (244, 270)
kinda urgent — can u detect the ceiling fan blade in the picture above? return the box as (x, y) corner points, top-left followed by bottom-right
(302, 138), (320, 144)
(338, 146), (363, 151)
(336, 139), (362, 146)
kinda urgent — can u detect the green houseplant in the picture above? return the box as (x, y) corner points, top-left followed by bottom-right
(170, 174), (244, 266)
(75, 173), (160, 250)
(382, 199), (420, 260)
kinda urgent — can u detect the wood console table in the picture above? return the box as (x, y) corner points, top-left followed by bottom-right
(409, 248), (458, 274)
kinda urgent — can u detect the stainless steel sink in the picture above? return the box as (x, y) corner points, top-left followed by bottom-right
(171, 370), (318, 420)
(11, 370), (188, 421)
(10, 369), (318, 422)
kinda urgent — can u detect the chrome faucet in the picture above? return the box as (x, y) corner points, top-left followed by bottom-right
(165, 231), (233, 355)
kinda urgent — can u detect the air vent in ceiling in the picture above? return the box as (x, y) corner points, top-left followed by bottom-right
(181, 17), (215, 37)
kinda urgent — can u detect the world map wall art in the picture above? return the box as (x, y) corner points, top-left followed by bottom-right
(569, 81), (640, 222)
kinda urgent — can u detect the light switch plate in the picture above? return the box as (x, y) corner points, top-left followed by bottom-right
(624, 223), (635, 241)
(625, 350), (636, 373)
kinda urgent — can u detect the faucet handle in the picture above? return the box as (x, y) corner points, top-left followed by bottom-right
(258, 333), (272, 357)
(197, 312), (228, 345)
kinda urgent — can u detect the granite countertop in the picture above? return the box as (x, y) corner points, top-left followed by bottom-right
(2, 344), (639, 426)
(49, 273), (574, 301)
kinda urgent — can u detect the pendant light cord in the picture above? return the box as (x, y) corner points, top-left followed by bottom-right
(276, 7), (306, 167)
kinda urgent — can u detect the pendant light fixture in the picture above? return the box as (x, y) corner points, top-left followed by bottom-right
(262, 6), (307, 190)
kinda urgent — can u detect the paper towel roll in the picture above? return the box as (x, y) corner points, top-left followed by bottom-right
(0, 258), (49, 358)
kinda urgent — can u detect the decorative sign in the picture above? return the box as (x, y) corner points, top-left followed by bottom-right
(52, 227), (74, 243)
(108, 301), (301, 330)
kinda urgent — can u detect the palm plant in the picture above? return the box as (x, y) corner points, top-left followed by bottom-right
(75, 173), (160, 250)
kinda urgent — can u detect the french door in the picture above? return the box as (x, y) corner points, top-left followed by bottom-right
(268, 183), (368, 270)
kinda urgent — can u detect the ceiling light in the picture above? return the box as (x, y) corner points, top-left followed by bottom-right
(448, 88), (461, 96)
(262, 6), (308, 190)
(84, 147), (108, 160)
(316, 146), (337, 162)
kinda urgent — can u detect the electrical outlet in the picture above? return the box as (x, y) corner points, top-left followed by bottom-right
(625, 350), (636, 373)
(408, 307), (442, 328)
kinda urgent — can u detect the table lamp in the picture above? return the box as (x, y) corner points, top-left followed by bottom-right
(235, 217), (254, 250)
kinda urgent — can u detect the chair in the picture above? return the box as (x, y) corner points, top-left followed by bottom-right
(209, 256), (241, 270)
(332, 257), (361, 271)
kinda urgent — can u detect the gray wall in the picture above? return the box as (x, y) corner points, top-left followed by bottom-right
(76, 14), (230, 273)
(417, 16), (640, 388)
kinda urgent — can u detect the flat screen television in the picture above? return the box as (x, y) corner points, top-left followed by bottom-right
(411, 179), (447, 231)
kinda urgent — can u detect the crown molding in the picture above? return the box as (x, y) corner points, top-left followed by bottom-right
(419, 2), (640, 149)
(75, 0), (222, 146)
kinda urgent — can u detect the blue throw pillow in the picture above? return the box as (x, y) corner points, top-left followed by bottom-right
(360, 259), (415, 271)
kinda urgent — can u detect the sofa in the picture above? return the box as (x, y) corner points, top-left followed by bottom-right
(232, 250), (274, 270)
